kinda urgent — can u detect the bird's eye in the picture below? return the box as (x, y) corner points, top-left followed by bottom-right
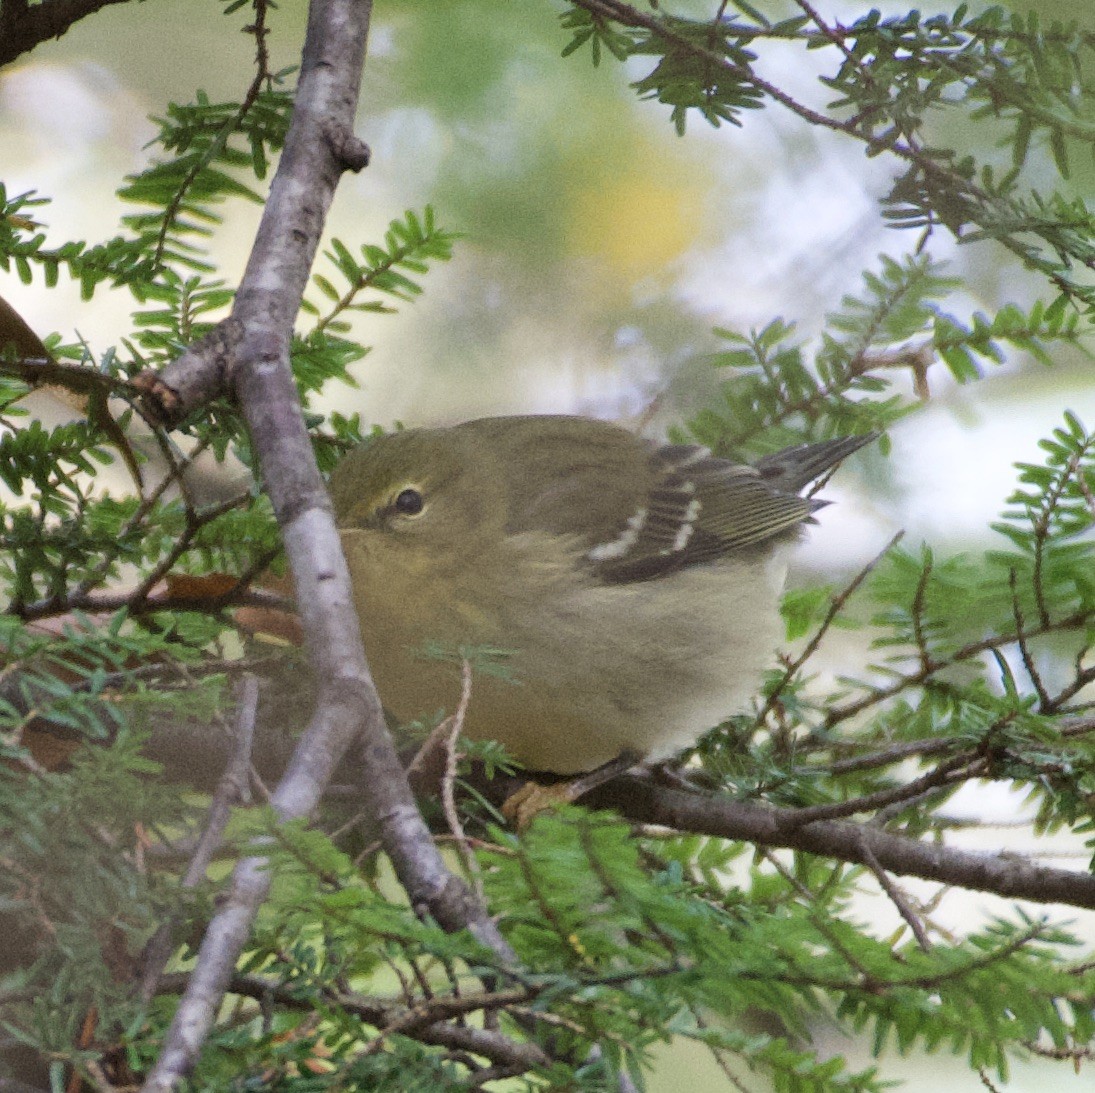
(393, 488), (424, 516)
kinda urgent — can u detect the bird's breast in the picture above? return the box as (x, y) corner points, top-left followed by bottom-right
(341, 528), (786, 773)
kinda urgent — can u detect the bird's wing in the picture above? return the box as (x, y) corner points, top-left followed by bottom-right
(587, 444), (817, 583)
(489, 416), (872, 585)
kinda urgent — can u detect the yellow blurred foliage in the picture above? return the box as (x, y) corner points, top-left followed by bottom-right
(564, 143), (705, 284)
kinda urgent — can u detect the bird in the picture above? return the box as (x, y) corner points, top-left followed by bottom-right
(327, 414), (874, 824)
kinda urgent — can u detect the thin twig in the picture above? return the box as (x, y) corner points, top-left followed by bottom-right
(1050, 653), (1095, 712)
(13, 582), (290, 624)
(80, 1058), (122, 1093)
(156, 971), (551, 1072)
(564, 0), (1093, 311)
(910, 554), (933, 676)
(858, 837), (932, 952)
(755, 530), (905, 726)
(1009, 569), (1051, 710)
(139, 675), (260, 1004)
(688, 1001), (752, 1093)
(822, 607), (1095, 727)
(440, 660), (482, 900)
(777, 751), (979, 827)
(822, 735), (955, 775)
(70, 434), (217, 601)
(151, 0), (274, 268)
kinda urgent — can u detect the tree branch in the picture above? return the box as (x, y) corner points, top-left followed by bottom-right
(138, 674), (260, 1005)
(120, 696), (1095, 916)
(563, 0), (1095, 305)
(156, 972), (552, 1073)
(0, 0), (132, 68)
(593, 776), (1095, 910)
(140, 1), (513, 1088)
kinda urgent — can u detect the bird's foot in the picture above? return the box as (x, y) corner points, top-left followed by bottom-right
(501, 780), (582, 831)
(501, 749), (644, 831)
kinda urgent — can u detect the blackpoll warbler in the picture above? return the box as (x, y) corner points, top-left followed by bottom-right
(329, 415), (873, 816)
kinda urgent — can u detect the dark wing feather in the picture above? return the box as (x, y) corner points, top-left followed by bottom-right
(753, 434), (877, 494)
(589, 436), (874, 584)
(468, 416), (875, 586)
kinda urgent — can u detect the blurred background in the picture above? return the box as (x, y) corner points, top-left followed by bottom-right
(2, 1), (1093, 1089)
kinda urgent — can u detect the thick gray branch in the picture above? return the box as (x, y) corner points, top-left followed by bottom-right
(135, 704), (1095, 914)
(594, 777), (1095, 910)
(143, 2), (514, 1088)
(140, 1), (370, 1088)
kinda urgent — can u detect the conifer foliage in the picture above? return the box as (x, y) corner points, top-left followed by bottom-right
(1, 1), (1094, 1090)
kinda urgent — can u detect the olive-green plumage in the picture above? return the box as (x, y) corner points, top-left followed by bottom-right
(330, 415), (871, 773)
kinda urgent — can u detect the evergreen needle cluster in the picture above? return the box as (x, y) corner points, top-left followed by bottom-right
(1, 2), (1093, 1091)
